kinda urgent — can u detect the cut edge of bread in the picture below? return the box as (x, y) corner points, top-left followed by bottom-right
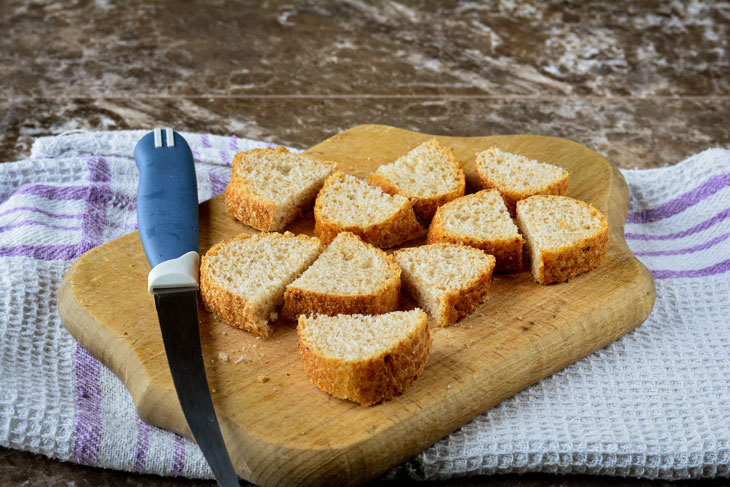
(314, 171), (423, 248)
(296, 309), (432, 406)
(225, 148), (337, 231)
(200, 231), (324, 338)
(393, 243), (496, 327)
(282, 232), (401, 319)
(516, 195), (609, 285)
(475, 146), (569, 215)
(427, 190), (524, 272)
(367, 139), (465, 223)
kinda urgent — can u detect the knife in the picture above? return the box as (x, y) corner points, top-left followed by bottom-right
(135, 128), (240, 487)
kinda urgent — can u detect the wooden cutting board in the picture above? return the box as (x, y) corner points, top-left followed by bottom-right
(58, 124), (655, 487)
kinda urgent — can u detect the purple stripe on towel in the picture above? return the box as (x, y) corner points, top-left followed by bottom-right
(219, 149), (231, 166)
(0, 244), (84, 260)
(209, 170), (229, 196)
(229, 135), (239, 152)
(171, 434), (186, 476)
(70, 156), (112, 466)
(71, 345), (103, 466)
(627, 172), (730, 223)
(652, 258), (730, 279)
(0, 220), (81, 233)
(0, 206), (84, 220)
(133, 418), (150, 473)
(634, 232), (730, 257)
(626, 207), (730, 241)
(201, 134), (212, 148)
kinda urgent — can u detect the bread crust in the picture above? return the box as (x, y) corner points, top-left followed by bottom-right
(224, 148), (336, 231)
(314, 172), (423, 248)
(394, 244), (496, 327)
(200, 233), (274, 337)
(516, 196), (609, 284)
(224, 176), (278, 231)
(427, 208), (523, 272)
(282, 254), (401, 319)
(367, 170), (465, 225)
(475, 147), (569, 216)
(297, 313), (432, 406)
(200, 232), (323, 338)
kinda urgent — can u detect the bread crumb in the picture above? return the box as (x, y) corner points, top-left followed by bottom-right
(446, 384), (452, 389)
(218, 351), (229, 361)
(233, 355), (245, 364)
(516, 316), (523, 321)
(257, 375), (270, 383)
(211, 388), (217, 393)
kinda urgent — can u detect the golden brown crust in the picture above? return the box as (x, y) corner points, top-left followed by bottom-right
(517, 196), (609, 284)
(224, 176), (279, 231)
(438, 262), (494, 326)
(200, 232), (324, 338)
(394, 244), (496, 327)
(297, 314), (432, 406)
(282, 255), (401, 320)
(427, 210), (523, 272)
(199, 233), (273, 338)
(475, 156), (569, 216)
(314, 173), (423, 248)
(366, 149), (465, 225)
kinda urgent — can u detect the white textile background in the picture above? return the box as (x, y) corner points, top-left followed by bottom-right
(0, 131), (728, 481)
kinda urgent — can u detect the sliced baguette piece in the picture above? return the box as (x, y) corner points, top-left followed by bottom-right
(225, 147), (336, 231)
(200, 231), (323, 337)
(367, 139), (465, 223)
(314, 171), (422, 248)
(297, 310), (432, 406)
(283, 232), (400, 319)
(393, 243), (496, 327)
(475, 146), (569, 215)
(428, 189), (524, 272)
(516, 195), (608, 285)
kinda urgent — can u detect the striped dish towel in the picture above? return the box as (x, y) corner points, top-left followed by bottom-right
(0, 131), (728, 481)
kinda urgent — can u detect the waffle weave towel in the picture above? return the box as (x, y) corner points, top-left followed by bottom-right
(1, 131), (728, 481)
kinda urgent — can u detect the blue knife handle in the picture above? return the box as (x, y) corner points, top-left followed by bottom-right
(134, 130), (199, 268)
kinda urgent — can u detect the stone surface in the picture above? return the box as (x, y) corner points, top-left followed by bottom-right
(1, 0), (728, 486)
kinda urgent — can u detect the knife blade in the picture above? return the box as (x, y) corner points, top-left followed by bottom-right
(135, 128), (239, 487)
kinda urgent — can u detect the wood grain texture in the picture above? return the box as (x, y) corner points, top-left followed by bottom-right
(57, 125), (655, 487)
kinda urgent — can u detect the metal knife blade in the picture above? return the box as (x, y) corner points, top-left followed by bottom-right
(153, 288), (239, 487)
(135, 128), (240, 487)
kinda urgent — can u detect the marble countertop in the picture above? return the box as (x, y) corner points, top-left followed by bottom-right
(1, 1), (729, 486)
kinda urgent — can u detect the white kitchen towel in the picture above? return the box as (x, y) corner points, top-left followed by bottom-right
(0, 131), (728, 482)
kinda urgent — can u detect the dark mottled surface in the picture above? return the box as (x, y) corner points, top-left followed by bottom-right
(1, 0), (729, 485)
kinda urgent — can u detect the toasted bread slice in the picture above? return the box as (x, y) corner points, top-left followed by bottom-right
(516, 195), (608, 284)
(367, 139), (465, 224)
(283, 232), (400, 319)
(225, 147), (336, 231)
(428, 189), (524, 272)
(475, 146), (569, 215)
(200, 232), (323, 337)
(297, 310), (432, 406)
(393, 243), (496, 327)
(314, 171), (422, 248)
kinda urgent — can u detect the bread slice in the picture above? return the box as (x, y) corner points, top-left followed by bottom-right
(283, 232), (400, 319)
(393, 243), (496, 327)
(516, 195), (609, 284)
(297, 310), (431, 406)
(475, 146), (569, 215)
(367, 139), (465, 223)
(428, 189), (524, 272)
(314, 171), (422, 248)
(200, 232), (323, 337)
(225, 147), (336, 231)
